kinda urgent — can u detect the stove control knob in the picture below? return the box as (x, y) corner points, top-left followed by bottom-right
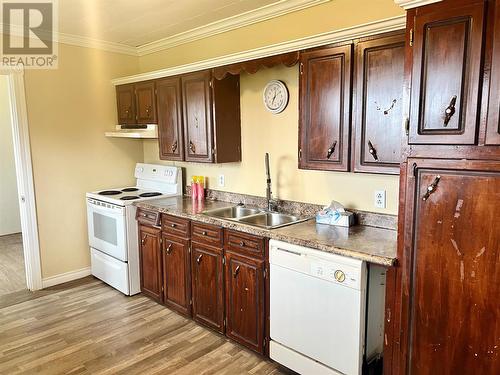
(334, 270), (345, 283)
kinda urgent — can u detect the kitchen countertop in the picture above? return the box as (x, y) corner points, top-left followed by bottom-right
(135, 196), (397, 267)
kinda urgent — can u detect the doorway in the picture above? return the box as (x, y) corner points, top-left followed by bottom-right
(0, 75), (24, 293)
(0, 69), (42, 294)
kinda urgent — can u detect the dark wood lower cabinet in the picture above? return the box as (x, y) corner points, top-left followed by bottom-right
(139, 219), (268, 355)
(162, 234), (191, 316)
(398, 159), (500, 374)
(191, 242), (225, 333)
(138, 225), (162, 303)
(225, 252), (265, 355)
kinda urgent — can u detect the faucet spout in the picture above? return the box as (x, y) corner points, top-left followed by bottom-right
(265, 153), (276, 211)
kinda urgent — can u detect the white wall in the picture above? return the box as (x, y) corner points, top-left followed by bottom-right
(0, 75), (21, 236)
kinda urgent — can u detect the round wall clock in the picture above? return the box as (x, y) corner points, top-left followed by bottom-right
(263, 80), (289, 114)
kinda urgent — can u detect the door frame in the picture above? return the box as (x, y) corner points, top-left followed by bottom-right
(1, 66), (43, 291)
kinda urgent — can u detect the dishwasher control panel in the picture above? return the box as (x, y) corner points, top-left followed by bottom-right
(310, 261), (361, 289)
(270, 240), (365, 291)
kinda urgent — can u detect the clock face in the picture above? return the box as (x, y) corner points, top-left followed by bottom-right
(263, 80), (289, 114)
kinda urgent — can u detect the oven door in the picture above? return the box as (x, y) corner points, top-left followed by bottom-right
(86, 198), (127, 261)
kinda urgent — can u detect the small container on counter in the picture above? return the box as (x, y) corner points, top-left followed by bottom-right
(198, 176), (205, 201)
(191, 176), (199, 200)
(316, 200), (354, 227)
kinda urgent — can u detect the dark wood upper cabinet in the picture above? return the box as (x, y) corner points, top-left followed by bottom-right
(408, 0), (485, 145)
(116, 84), (136, 125)
(353, 34), (405, 174)
(161, 234), (191, 317)
(191, 242), (224, 333)
(299, 44), (352, 171)
(182, 71), (213, 162)
(138, 225), (162, 303)
(399, 159), (500, 374)
(157, 77), (184, 160)
(225, 252), (265, 355)
(135, 81), (157, 124)
(485, 0), (500, 145)
(116, 82), (156, 125)
(181, 71), (241, 163)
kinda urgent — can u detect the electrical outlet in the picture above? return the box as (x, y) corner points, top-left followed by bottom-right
(374, 190), (386, 208)
(218, 174), (225, 187)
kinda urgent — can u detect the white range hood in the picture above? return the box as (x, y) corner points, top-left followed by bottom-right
(105, 124), (158, 139)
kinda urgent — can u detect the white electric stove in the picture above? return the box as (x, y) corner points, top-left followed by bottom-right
(86, 163), (182, 295)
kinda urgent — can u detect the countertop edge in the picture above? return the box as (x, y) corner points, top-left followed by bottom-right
(135, 201), (396, 267)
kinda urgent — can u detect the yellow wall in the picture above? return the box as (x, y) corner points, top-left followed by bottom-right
(21, 0), (403, 279)
(0, 75), (21, 235)
(24, 43), (141, 278)
(139, 0), (403, 72)
(144, 65), (400, 214)
(140, 0), (403, 214)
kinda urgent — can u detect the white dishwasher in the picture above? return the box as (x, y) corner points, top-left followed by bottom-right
(269, 239), (384, 375)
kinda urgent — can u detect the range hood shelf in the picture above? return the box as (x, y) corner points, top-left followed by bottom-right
(105, 124), (158, 139)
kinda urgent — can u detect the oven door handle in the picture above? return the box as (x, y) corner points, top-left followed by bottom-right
(87, 202), (125, 217)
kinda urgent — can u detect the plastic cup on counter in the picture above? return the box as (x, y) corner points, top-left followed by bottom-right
(198, 176), (205, 201)
(191, 176), (199, 201)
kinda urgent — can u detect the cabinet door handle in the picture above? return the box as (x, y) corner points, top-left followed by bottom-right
(239, 240), (245, 247)
(422, 175), (441, 201)
(233, 265), (241, 278)
(196, 254), (203, 264)
(189, 141), (196, 153)
(166, 243), (173, 254)
(171, 223), (176, 228)
(171, 140), (178, 153)
(368, 140), (378, 161)
(443, 96), (457, 127)
(202, 231), (207, 236)
(326, 140), (337, 159)
(141, 235), (147, 246)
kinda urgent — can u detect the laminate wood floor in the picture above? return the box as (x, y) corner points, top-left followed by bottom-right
(0, 233), (26, 295)
(0, 277), (293, 375)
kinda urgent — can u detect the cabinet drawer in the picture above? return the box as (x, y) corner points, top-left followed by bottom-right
(162, 214), (190, 238)
(224, 230), (265, 259)
(136, 208), (160, 227)
(192, 222), (223, 247)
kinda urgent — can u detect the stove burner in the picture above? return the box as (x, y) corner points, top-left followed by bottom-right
(98, 190), (121, 196)
(120, 196), (140, 200)
(139, 192), (163, 197)
(121, 187), (139, 192)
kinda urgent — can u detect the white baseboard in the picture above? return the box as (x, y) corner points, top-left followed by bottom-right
(42, 267), (91, 288)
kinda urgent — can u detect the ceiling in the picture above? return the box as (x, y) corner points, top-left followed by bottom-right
(58, 0), (279, 47)
(1, 0), (329, 55)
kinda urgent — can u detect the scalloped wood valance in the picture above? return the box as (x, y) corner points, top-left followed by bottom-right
(212, 51), (300, 80)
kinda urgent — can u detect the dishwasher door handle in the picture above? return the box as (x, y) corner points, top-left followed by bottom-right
(275, 247), (303, 256)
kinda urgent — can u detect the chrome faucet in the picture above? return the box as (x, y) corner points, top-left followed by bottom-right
(265, 153), (278, 212)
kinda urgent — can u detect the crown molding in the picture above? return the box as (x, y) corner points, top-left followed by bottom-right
(57, 33), (138, 56)
(0, 24), (138, 56)
(393, 0), (442, 10)
(112, 15), (406, 85)
(137, 0), (331, 56)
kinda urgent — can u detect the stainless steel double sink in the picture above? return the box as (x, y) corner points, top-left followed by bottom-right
(202, 205), (308, 230)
